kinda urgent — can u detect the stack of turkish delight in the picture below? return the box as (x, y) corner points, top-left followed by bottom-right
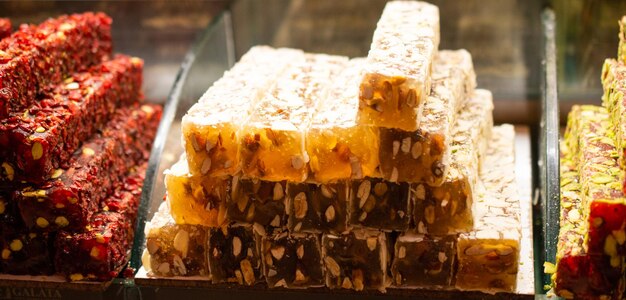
(549, 16), (626, 300)
(0, 13), (162, 281)
(143, 0), (522, 293)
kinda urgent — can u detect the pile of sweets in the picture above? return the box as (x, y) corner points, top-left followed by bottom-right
(548, 15), (626, 300)
(143, 1), (523, 293)
(0, 13), (162, 281)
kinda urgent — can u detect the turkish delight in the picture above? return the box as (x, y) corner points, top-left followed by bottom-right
(286, 182), (349, 234)
(412, 90), (493, 235)
(322, 230), (388, 292)
(0, 55), (143, 183)
(552, 140), (624, 299)
(207, 225), (262, 285)
(241, 53), (348, 182)
(261, 232), (324, 288)
(143, 202), (209, 277)
(16, 104), (161, 232)
(182, 46), (304, 178)
(348, 178), (411, 232)
(164, 156), (228, 227)
(0, 192), (54, 275)
(306, 58), (380, 182)
(378, 51), (478, 185)
(358, 1), (439, 131)
(0, 12), (112, 118)
(391, 234), (456, 288)
(228, 177), (287, 230)
(455, 125), (521, 293)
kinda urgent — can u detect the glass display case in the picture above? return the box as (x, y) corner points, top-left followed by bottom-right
(0, 0), (568, 299)
(130, 1), (556, 299)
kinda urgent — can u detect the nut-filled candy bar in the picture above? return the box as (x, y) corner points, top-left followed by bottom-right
(553, 140), (624, 300)
(0, 193), (54, 275)
(322, 230), (388, 292)
(412, 89), (493, 235)
(348, 178), (411, 232)
(182, 46), (304, 178)
(306, 58), (380, 182)
(54, 164), (146, 281)
(207, 224), (262, 285)
(261, 231), (324, 288)
(228, 176), (287, 231)
(164, 156), (228, 227)
(0, 12), (112, 118)
(391, 234), (456, 288)
(378, 52), (478, 185)
(358, 1), (439, 131)
(563, 105), (626, 259)
(455, 125), (520, 293)
(0, 55), (143, 183)
(286, 181), (349, 234)
(143, 202), (209, 277)
(241, 53), (348, 182)
(16, 104), (161, 232)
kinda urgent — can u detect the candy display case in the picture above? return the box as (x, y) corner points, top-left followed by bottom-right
(130, 0), (555, 299)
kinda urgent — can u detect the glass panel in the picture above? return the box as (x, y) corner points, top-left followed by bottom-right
(554, 0), (626, 102)
(130, 11), (234, 269)
(231, 0), (543, 105)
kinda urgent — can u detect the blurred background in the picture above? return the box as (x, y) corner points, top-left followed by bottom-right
(0, 0), (622, 123)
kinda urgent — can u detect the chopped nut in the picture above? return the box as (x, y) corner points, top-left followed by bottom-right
(352, 269), (364, 291)
(240, 259), (255, 285)
(1, 249), (10, 259)
(1, 163), (14, 181)
(201, 158), (212, 174)
(357, 180), (371, 208)
(291, 155), (304, 170)
(401, 137), (411, 153)
(36, 217), (49, 228)
(324, 256), (340, 277)
(232, 236), (242, 257)
(296, 244), (304, 259)
(157, 262), (171, 275)
(398, 246), (406, 259)
(69, 273), (84, 281)
(366, 237), (378, 251)
(82, 147), (95, 156)
(392, 141), (400, 157)
(325, 205), (336, 222)
(9, 239), (23, 251)
(51, 169), (63, 179)
(294, 192), (308, 219)
(173, 254), (187, 275)
(359, 212), (367, 222)
(411, 142), (422, 159)
(32, 142), (43, 160)
(295, 268), (306, 282)
(320, 184), (334, 198)
(438, 251), (447, 263)
(271, 246), (285, 260)
(270, 215), (281, 227)
(55, 216), (69, 227)
(273, 183), (284, 200)
(173, 230), (190, 258)
(146, 239), (160, 254)
(390, 167), (399, 182)
(341, 277), (353, 289)
(374, 182), (388, 196)
(425, 205), (435, 224)
(274, 279), (287, 288)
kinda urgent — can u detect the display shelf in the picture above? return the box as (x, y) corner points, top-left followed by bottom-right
(125, 1), (548, 298)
